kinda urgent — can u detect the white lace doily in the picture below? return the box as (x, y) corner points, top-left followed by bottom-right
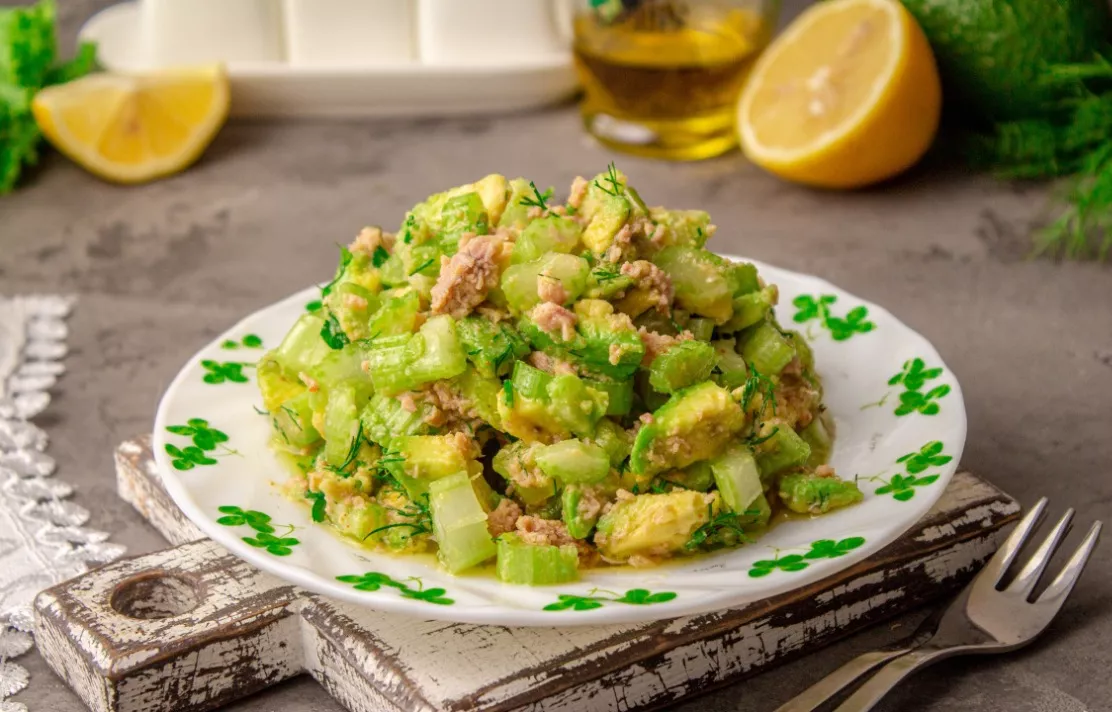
(0, 296), (127, 712)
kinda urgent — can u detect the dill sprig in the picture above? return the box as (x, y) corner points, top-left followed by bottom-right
(371, 451), (405, 489)
(279, 405), (303, 430)
(740, 363), (777, 416)
(409, 257), (435, 276)
(593, 162), (623, 196)
(686, 506), (761, 551)
(520, 181), (554, 212)
(329, 422), (364, 476)
(492, 343), (514, 372)
(366, 493), (433, 539)
(745, 426), (780, 448)
(591, 265), (622, 283)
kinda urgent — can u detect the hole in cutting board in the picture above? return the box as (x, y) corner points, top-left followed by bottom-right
(110, 572), (203, 619)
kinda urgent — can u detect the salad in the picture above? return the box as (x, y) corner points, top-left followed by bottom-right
(257, 167), (863, 584)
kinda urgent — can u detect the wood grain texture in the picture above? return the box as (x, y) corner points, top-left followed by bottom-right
(33, 436), (1021, 712)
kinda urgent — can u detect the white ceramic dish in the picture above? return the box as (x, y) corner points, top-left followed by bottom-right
(78, 1), (580, 118)
(153, 256), (966, 627)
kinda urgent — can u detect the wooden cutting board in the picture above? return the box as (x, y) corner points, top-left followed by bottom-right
(33, 435), (1020, 712)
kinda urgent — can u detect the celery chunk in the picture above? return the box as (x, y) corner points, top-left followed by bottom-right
(429, 472), (496, 574)
(496, 533), (578, 585)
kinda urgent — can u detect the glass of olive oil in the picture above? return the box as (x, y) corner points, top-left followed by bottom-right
(574, 0), (779, 160)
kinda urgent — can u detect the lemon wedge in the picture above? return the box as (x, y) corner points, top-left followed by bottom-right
(737, 0), (941, 189)
(32, 64), (229, 184)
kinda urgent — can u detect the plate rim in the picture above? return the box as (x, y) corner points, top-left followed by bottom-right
(153, 255), (967, 627)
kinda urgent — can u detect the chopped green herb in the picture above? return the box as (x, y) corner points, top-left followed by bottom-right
(592, 266), (621, 282)
(320, 246), (353, 298)
(280, 405), (303, 430)
(305, 490), (327, 522)
(402, 214), (416, 244)
(745, 426), (779, 447)
(371, 245), (390, 268)
(686, 506), (760, 551)
(333, 422), (364, 474)
(367, 493), (432, 539)
(409, 258), (435, 276)
(502, 379), (514, 407)
(320, 312), (350, 349)
(593, 161), (622, 196)
(520, 181), (553, 212)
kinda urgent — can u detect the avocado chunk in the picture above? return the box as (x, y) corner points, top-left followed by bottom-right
(595, 490), (715, 561)
(778, 472), (863, 514)
(578, 171), (632, 255)
(497, 177), (535, 232)
(630, 382), (747, 476)
(492, 441), (557, 506)
(562, 484), (604, 539)
(645, 207), (713, 251)
(660, 461), (715, 492)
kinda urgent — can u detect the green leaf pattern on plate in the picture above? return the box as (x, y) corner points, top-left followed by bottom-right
(874, 473), (941, 501)
(896, 441), (953, 474)
(221, 334), (264, 350)
(862, 357), (951, 416)
(792, 294), (876, 341)
(867, 440), (952, 501)
(336, 572), (454, 605)
(164, 419), (235, 469)
(201, 360), (252, 384)
(543, 588), (677, 611)
(217, 505), (300, 556)
(748, 536), (866, 578)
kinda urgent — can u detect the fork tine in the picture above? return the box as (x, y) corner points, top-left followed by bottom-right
(1009, 508), (1075, 597)
(1038, 521), (1102, 605)
(981, 497), (1048, 585)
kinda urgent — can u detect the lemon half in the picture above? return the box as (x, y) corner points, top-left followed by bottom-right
(738, 0), (941, 189)
(32, 64), (229, 184)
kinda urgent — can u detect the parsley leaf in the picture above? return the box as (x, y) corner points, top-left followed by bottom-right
(320, 311), (350, 349)
(305, 490), (327, 523)
(371, 245), (390, 268)
(320, 246), (353, 298)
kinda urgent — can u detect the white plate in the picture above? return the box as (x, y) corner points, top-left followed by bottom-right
(154, 256), (966, 627)
(79, 2), (580, 118)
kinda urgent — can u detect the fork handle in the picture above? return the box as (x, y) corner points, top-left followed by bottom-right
(832, 647), (957, 712)
(772, 648), (913, 712)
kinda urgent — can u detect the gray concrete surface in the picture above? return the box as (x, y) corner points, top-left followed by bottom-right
(2, 1), (1111, 710)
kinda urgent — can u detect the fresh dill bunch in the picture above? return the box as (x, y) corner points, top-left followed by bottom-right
(959, 59), (1112, 260)
(1034, 142), (1112, 260)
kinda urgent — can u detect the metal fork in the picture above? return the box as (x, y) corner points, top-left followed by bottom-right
(776, 498), (1102, 712)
